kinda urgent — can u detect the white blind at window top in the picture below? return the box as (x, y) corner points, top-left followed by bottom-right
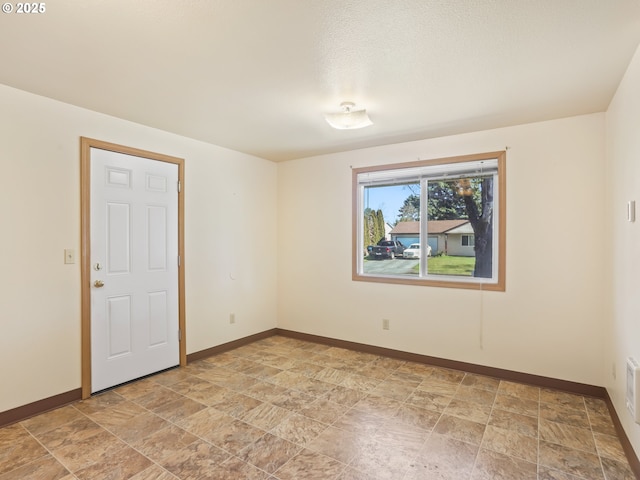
(358, 159), (498, 187)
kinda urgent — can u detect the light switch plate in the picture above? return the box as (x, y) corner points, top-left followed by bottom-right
(64, 249), (76, 264)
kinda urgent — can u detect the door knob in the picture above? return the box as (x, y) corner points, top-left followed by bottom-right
(94, 280), (105, 288)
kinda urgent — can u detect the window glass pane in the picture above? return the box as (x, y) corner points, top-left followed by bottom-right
(362, 183), (420, 276)
(353, 152), (505, 291)
(426, 176), (493, 278)
(360, 175), (495, 279)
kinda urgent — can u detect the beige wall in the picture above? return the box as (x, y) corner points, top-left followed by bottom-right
(605, 43), (640, 458)
(0, 85), (278, 412)
(278, 114), (606, 386)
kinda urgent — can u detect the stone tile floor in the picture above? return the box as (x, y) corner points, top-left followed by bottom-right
(0, 335), (636, 479)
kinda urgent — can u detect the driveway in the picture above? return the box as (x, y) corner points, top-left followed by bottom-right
(363, 258), (419, 275)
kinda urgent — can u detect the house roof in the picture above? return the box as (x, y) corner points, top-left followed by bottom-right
(1, 2), (639, 162)
(390, 220), (470, 235)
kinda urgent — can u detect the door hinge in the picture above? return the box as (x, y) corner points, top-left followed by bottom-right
(178, 329), (182, 341)
(177, 180), (181, 193)
(177, 255), (181, 267)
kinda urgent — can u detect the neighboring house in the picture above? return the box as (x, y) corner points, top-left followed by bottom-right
(390, 220), (476, 257)
(384, 222), (393, 241)
(389, 221), (420, 249)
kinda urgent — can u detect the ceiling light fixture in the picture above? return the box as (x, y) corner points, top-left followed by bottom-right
(325, 101), (373, 130)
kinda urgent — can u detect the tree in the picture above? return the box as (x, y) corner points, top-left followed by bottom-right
(375, 209), (385, 242)
(456, 177), (493, 278)
(397, 182), (476, 221)
(363, 208), (386, 253)
(363, 208), (374, 251)
(397, 194), (420, 221)
(427, 181), (468, 220)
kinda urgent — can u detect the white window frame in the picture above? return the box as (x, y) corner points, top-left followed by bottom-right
(352, 151), (506, 291)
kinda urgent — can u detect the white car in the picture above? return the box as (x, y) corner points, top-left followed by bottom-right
(403, 243), (431, 259)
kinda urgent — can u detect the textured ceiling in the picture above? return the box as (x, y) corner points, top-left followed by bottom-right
(1, 0), (639, 161)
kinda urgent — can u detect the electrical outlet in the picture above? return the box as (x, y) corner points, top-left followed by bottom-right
(230, 313), (236, 324)
(382, 319), (390, 330)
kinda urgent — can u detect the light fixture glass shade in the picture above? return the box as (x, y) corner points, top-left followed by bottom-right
(325, 102), (373, 130)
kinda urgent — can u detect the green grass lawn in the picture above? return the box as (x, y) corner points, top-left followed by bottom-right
(413, 255), (475, 276)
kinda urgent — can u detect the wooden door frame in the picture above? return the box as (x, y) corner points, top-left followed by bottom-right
(80, 137), (186, 399)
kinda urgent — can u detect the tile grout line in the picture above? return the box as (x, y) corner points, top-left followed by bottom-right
(585, 395), (612, 480)
(538, 386), (543, 479)
(8, 422), (75, 479)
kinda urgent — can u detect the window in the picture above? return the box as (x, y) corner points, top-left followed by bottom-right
(352, 151), (506, 291)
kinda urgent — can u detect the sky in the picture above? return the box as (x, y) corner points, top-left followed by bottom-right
(363, 184), (418, 226)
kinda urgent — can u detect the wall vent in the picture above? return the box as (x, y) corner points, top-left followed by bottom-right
(626, 357), (640, 422)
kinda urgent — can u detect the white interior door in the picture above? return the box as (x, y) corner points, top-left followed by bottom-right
(90, 147), (179, 393)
